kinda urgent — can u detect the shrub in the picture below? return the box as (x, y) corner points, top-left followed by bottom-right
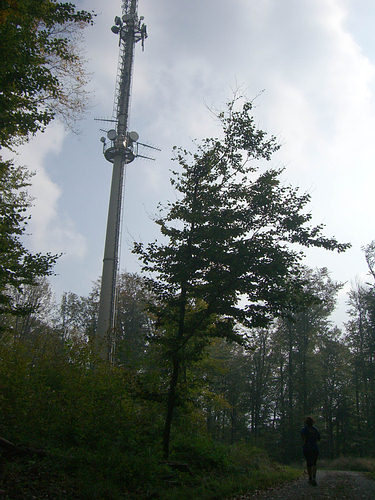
(170, 432), (230, 471)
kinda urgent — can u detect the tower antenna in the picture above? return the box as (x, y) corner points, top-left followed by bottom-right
(95, 0), (154, 360)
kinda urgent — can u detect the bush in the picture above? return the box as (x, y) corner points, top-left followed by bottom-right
(0, 334), (301, 498)
(229, 442), (271, 471)
(170, 432), (230, 471)
(0, 335), (165, 497)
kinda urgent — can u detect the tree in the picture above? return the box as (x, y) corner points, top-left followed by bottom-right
(59, 290), (87, 339)
(0, 1), (94, 320)
(0, 0), (94, 148)
(317, 328), (352, 458)
(345, 241), (375, 454)
(199, 339), (252, 444)
(114, 272), (154, 369)
(0, 162), (58, 318)
(364, 241), (375, 282)
(0, 277), (55, 337)
(134, 98), (350, 458)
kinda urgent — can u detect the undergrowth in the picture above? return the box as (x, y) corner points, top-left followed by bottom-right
(0, 336), (301, 499)
(320, 456), (375, 473)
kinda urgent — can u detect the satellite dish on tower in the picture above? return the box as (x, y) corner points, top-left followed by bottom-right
(107, 129), (117, 141)
(128, 131), (139, 142)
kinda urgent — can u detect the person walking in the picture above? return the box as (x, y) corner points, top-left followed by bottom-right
(301, 416), (320, 486)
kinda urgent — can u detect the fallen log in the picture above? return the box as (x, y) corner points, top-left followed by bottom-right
(0, 436), (46, 459)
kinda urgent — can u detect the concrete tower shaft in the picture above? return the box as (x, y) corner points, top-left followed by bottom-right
(96, 0), (146, 360)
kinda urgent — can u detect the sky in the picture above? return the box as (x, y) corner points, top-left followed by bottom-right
(13, 0), (375, 327)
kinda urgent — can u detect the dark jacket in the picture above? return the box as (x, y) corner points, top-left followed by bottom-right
(301, 425), (320, 451)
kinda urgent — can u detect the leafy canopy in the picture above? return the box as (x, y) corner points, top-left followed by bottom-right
(0, 0), (94, 317)
(0, 0), (94, 148)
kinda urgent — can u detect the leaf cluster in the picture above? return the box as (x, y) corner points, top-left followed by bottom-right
(0, 0), (94, 147)
(0, 160), (58, 316)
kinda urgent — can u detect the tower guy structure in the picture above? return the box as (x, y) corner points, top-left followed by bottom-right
(96, 0), (149, 359)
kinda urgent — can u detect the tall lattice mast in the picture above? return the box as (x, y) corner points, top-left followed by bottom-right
(96, 0), (148, 360)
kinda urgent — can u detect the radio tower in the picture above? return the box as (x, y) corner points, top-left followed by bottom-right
(96, 0), (149, 360)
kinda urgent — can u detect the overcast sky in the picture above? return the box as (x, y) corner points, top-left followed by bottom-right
(15, 0), (375, 327)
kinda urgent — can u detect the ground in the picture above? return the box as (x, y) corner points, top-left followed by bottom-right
(231, 470), (375, 499)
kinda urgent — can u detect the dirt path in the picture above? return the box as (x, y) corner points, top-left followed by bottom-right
(232, 470), (375, 499)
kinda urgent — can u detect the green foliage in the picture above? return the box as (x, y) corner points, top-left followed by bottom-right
(0, 277), (54, 336)
(159, 443), (301, 500)
(0, 335), (154, 450)
(0, 333), (164, 497)
(56, 272), (153, 367)
(343, 242), (375, 455)
(320, 457), (375, 473)
(171, 433), (231, 471)
(137, 100), (349, 330)
(0, 162), (58, 317)
(114, 272), (155, 368)
(0, 329), (302, 499)
(0, 1), (94, 320)
(3, 257), (375, 496)
(189, 268), (355, 464)
(0, 0), (94, 147)
(229, 443), (270, 471)
(0, 1), (94, 324)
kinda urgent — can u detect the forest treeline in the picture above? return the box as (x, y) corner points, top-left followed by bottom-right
(3, 253), (375, 467)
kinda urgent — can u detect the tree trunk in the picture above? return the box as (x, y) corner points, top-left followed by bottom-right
(162, 356), (180, 459)
(162, 282), (188, 459)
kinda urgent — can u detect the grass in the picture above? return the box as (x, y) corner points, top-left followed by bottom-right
(320, 456), (375, 484)
(319, 456), (375, 473)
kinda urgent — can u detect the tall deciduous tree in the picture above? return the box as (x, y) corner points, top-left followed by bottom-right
(114, 272), (154, 369)
(317, 328), (352, 458)
(134, 98), (350, 458)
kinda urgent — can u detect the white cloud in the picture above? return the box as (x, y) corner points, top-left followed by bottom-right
(237, 1), (375, 237)
(14, 122), (87, 259)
